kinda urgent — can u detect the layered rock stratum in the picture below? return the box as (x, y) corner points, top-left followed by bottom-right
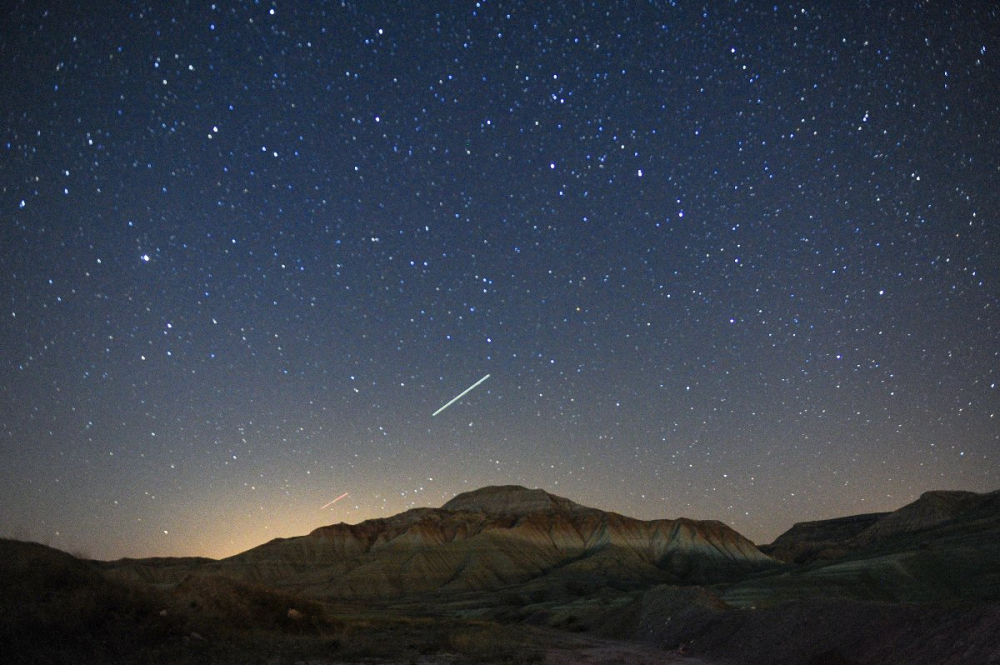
(107, 485), (775, 600)
(763, 488), (1000, 564)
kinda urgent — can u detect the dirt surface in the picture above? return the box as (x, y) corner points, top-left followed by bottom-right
(279, 632), (709, 665)
(540, 633), (710, 664)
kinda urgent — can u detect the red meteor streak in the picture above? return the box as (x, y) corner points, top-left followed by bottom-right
(320, 492), (349, 510)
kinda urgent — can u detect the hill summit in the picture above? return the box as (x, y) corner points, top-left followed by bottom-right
(441, 484), (594, 516)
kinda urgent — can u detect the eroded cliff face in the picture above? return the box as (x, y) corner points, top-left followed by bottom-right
(103, 485), (777, 600)
(761, 512), (887, 564)
(233, 486), (776, 599)
(849, 490), (985, 546)
(763, 489), (1000, 564)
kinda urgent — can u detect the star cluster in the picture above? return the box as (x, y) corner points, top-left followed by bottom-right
(2, 1), (998, 559)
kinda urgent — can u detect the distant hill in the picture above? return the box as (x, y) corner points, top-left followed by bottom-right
(762, 489), (1000, 564)
(759, 512), (888, 564)
(105, 485), (776, 601)
(726, 488), (1000, 610)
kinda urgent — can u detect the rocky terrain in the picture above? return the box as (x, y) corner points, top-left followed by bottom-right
(105, 485), (776, 601)
(758, 511), (886, 564)
(6, 485), (1000, 664)
(761, 489), (1000, 565)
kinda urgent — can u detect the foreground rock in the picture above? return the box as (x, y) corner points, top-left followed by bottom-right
(595, 585), (1000, 665)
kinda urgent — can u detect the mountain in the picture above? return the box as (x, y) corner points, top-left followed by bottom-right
(106, 485), (776, 601)
(759, 512), (887, 564)
(762, 489), (1000, 564)
(849, 489), (994, 547)
(725, 488), (1000, 611)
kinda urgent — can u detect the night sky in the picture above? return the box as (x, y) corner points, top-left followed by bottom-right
(2, 1), (998, 561)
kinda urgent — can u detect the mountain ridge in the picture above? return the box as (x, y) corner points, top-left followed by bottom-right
(104, 485), (776, 599)
(101, 485), (1000, 607)
(763, 488), (1000, 564)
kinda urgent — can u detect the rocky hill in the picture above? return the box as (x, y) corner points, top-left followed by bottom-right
(760, 512), (887, 564)
(850, 489), (992, 547)
(106, 485), (776, 600)
(725, 488), (1000, 612)
(763, 489), (1000, 564)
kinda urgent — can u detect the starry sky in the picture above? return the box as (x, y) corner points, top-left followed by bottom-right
(2, 1), (998, 560)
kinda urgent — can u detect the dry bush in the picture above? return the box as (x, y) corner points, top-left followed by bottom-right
(447, 623), (544, 663)
(0, 538), (188, 663)
(172, 573), (339, 636)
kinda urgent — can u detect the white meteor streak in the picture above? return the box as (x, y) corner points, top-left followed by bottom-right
(433, 373), (491, 416)
(320, 492), (349, 510)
